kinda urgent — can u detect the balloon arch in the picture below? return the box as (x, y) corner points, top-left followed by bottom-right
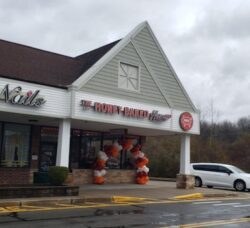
(93, 140), (149, 185)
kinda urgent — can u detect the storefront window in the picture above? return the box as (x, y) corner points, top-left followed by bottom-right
(69, 129), (141, 170)
(40, 127), (58, 143)
(103, 133), (122, 169)
(121, 136), (140, 169)
(1, 123), (31, 168)
(70, 129), (81, 169)
(79, 131), (101, 169)
(39, 127), (58, 172)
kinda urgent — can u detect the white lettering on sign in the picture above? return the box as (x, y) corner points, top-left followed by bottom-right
(0, 84), (46, 107)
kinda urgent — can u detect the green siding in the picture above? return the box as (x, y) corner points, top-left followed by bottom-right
(80, 42), (169, 107)
(134, 27), (194, 111)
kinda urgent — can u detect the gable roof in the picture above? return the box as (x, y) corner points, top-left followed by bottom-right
(73, 21), (197, 112)
(76, 39), (121, 75)
(0, 39), (120, 88)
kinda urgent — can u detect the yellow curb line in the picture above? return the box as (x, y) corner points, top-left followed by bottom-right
(112, 196), (156, 203)
(0, 195), (250, 215)
(173, 193), (204, 200)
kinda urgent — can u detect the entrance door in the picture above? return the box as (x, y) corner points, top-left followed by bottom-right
(39, 142), (57, 172)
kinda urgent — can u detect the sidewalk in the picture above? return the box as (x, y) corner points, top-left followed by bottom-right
(0, 180), (248, 207)
(79, 180), (246, 199)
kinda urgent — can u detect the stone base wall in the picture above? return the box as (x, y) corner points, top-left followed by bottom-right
(0, 168), (34, 186)
(0, 168), (37, 186)
(65, 169), (136, 185)
(176, 174), (195, 189)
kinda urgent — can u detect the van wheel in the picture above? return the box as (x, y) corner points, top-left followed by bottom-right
(195, 177), (202, 187)
(234, 180), (246, 191)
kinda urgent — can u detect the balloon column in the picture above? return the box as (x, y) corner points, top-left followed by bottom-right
(93, 151), (108, 184)
(93, 142), (122, 184)
(130, 144), (149, 184)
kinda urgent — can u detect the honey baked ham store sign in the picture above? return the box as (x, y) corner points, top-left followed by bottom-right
(81, 100), (171, 122)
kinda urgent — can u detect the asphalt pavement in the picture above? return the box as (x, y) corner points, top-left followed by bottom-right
(0, 197), (250, 227)
(0, 181), (250, 227)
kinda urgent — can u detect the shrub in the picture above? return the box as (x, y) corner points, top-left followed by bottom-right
(48, 166), (69, 186)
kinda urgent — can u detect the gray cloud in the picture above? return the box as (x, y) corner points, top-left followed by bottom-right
(0, 0), (249, 122)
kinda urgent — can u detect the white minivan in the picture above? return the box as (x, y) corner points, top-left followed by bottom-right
(190, 163), (250, 191)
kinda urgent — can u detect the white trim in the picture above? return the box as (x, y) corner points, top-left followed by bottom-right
(56, 119), (71, 167)
(72, 21), (196, 113)
(73, 91), (200, 135)
(117, 60), (141, 93)
(0, 76), (67, 92)
(0, 77), (71, 118)
(69, 86), (76, 117)
(145, 24), (197, 112)
(179, 135), (191, 174)
(130, 39), (173, 108)
(0, 106), (69, 119)
(72, 21), (148, 89)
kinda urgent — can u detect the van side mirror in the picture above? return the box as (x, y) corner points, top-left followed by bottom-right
(227, 170), (232, 175)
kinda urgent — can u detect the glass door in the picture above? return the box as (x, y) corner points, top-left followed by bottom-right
(39, 142), (57, 172)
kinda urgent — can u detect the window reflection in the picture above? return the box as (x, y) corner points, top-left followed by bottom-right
(1, 123), (31, 168)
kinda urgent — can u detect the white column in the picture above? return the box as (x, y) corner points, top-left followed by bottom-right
(56, 119), (71, 167)
(179, 135), (191, 175)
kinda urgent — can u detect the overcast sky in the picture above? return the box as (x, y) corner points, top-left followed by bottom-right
(0, 0), (249, 123)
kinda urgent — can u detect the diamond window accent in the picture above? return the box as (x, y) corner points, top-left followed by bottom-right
(118, 63), (139, 91)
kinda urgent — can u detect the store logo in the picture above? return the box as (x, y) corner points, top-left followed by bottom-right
(81, 100), (171, 122)
(0, 84), (46, 107)
(179, 112), (193, 131)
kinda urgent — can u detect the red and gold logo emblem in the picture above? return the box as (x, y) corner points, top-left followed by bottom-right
(179, 112), (193, 131)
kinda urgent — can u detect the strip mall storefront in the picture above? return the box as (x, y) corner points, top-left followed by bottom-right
(0, 22), (200, 188)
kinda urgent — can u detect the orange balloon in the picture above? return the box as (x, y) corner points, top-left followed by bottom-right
(111, 146), (119, 158)
(135, 157), (149, 168)
(94, 176), (105, 184)
(122, 139), (133, 150)
(136, 176), (149, 184)
(131, 144), (141, 154)
(96, 159), (106, 169)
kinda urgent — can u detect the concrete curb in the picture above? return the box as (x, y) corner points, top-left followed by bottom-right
(203, 193), (238, 198)
(0, 197), (114, 208)
(149, 177), (176, 182)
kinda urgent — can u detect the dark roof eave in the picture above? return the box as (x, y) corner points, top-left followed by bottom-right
(0, 74), (68, 90)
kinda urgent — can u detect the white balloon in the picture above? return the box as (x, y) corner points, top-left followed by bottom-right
(98, 151), (108, 161)
(101, 169), (107, 176)
(128, 144), (133, 151)
(137, 166), (149, 173)
(134, 151), (144, 159)
(94, 170), (102, 177)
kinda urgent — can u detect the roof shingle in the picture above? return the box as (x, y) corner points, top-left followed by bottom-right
(0, 39), (120, 88)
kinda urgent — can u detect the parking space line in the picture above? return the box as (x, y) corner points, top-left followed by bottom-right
(192, 201), (222, 205)
(234, 204), (250, 208)
(213, 202), (241, 206)
(174, 217), (250, 227)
